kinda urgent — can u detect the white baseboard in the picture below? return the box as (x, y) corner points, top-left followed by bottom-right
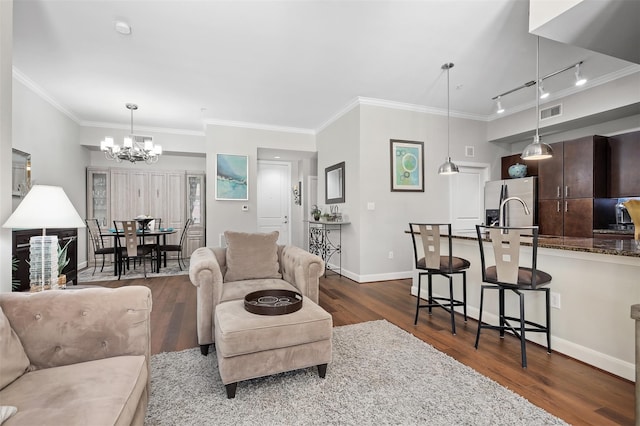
(325, 263), (412, 283)
(410, 284), (635, 381)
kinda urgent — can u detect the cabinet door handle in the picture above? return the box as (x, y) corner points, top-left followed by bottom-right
(157, 189), (159, 197)
(565, 201), (568, 212)
(565, 186), (569, 197)
(556, 186), (560, 198)
(556, 201), (560, 213)
(138, 189), (140, 197)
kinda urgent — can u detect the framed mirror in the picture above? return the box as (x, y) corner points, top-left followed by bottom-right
(12, 149), (31, 197)
(325, 161), (345, 204)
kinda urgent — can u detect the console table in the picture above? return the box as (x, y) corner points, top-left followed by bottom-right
(306, 221), (349, 277)
(12, 228), (78, 291)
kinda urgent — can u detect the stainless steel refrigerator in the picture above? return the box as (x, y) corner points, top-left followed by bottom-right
(484, 177), (537, 227)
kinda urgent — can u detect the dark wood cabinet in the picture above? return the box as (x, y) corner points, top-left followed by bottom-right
(564, 198), (594, 237)
(538, 199), (563, 236)
(537, 136), (609, 237)
(12, 228), (78, 292)
(563, 136), (609, 199)
(538, 142), (564, 200)
(609, 130), (640, 197)
(500, 154), (539, 180)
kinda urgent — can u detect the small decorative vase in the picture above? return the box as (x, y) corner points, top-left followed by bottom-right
(313, 214), (320, 221)
(508, 163), (527, 179)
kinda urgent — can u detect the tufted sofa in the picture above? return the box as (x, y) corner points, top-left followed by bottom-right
(189, 231), (325, 355)
(0, 286), (152, 426)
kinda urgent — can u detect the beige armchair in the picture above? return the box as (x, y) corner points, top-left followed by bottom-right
(0, 286), (151, 426)
(189, 232), (325, 355)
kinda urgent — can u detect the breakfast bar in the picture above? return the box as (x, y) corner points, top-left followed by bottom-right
(411, 231), (639, 380)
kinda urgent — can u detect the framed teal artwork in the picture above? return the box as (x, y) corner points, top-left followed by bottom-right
(390, 140), (424, 192)
(215, 153), (248, 200)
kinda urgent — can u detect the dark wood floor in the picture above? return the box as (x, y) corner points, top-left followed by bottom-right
(91, 273), (634, 425)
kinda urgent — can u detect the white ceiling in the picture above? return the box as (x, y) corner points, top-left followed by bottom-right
(12, 0), (637, 134)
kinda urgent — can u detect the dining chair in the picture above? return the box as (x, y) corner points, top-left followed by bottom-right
(408, 223), (470, 335)
(160, 219), (192, 270)
(114, 220), (155, 279)
(85, 219), (112, 275)
(474, 225), (552, 368)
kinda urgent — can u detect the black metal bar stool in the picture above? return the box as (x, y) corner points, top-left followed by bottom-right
(408, 223), (470, 335)
(474, 225), (552, 368)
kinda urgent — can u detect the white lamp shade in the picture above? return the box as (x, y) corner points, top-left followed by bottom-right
(2, 185), (86, 229)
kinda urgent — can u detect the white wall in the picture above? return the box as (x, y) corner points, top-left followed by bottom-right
(316, 106), (361, 277)
(0, 0), (13, 293)
(12, 78), (89, 268)
(205, 124), (316, 248)
(357, 105), (506, 281)
(314, 103), (507, 281)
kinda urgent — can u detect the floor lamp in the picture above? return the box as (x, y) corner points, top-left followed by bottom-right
(3, 185), (86, 292)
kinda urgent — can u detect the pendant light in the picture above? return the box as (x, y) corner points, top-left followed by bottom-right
(438, 62), (459, 175)
(521, 37), (554, 160)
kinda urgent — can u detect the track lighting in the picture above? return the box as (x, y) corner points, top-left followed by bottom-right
(495, 98), (505, 114)
(538, 84), (549, 99)
(491, 59), (586, 114)
(574, 63), (587, 86)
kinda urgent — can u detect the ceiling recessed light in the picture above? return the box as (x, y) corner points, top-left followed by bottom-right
(114, 21), (131, 35)
(274, 156), (281, 159)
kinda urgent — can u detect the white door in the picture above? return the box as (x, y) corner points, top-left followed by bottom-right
(449, 164), (489, 231)
(257, 161), (291, 245)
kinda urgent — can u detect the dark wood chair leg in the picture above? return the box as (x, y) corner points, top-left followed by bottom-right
(225, 382), (237, 399)
(317, 363), (328, 378)
(200, 344), (210, 356)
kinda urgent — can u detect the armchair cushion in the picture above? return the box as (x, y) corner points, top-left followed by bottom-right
(223, 231), (282, 282)
(0, 307), (30, 389)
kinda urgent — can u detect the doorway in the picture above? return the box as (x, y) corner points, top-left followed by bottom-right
(448, 163), (490, 231)
(257, 160), (291, 245)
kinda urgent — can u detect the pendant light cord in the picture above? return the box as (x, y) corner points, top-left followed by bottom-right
(535, 37), (540, 141)
(447, 64), (451, 157)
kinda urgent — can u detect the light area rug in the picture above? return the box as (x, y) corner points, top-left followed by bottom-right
(77, 260), (189, 283)
(145, 320), (566, 426)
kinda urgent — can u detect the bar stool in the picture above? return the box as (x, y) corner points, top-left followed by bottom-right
(474, 225), (552, 368)
(408, 223), (470, 335)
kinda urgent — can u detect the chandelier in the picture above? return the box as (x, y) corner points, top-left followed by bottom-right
(100, 103), (162, 164)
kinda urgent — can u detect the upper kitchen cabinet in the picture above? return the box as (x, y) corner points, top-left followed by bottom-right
(500, 154), (539, 180)
(537, 142), (564, 200)
(537, 135), (609, 237)
(609, 130), (640, 198)
(538, 136), (608, 200)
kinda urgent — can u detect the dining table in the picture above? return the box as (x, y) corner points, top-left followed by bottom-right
(100, 228), (177, 276)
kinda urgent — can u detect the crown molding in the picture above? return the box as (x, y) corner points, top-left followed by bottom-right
(203, 118), (315, 135)
(80, 121), (205, 137)
(12, 67), (81, 124)
(358, 97), (487, 122)
(315, 98), (361, 134)
(316, 96), (488, 134)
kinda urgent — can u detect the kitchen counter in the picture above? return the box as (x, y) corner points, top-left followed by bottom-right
(450, 230), (640, 257)
(409, 229), (639, 381)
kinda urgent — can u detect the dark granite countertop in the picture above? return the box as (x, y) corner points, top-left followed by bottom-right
(450, 231), (640, 258)
(592, 228), (634, 235)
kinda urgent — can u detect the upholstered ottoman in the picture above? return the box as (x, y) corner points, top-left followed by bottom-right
(214, 297), (333, 398)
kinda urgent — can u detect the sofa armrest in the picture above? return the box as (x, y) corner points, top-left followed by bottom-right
(189, 247), (225, 345)
(0, 286), (151, 373)
(280, 245), (325, 304)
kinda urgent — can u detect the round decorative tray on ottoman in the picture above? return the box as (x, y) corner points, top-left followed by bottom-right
(244, 289), (303, 315)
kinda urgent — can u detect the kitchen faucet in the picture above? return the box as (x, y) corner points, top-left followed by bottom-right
(499, 196), (531, 227)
